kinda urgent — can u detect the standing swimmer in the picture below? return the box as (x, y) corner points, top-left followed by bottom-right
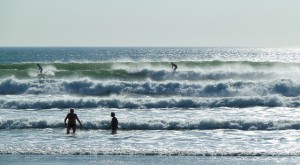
(110, 112), (118, 134)
(171, 62), (178, 71)
(64, 108), (82, 134)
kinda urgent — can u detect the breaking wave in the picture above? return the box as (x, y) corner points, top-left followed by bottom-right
(1, 118), (300, 131)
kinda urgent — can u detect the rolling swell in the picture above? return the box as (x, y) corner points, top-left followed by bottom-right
(1, 78), (300, 97)
(1, 61), (300, 109)
(0, 61), (299, 80)
(0, 95), (297, 109)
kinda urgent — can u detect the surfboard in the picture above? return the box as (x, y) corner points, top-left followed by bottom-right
(37, 73), (46, 79)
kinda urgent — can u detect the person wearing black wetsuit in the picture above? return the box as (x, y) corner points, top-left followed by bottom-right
(110, 112), (118, 134)
(37, 64), (43, 74)
(171, 62), (178, 71)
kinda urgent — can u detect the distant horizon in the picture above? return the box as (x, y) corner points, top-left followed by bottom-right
(0, 46), (300, 49)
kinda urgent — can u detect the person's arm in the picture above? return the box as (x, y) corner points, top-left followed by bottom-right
(76, 115), (82, 126)
(64, 116), (68, 125)
(110, 118), (113, 128)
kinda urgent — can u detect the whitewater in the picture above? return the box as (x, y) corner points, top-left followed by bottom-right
(1, 47), (300, 160)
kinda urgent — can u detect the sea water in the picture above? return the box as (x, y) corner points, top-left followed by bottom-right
(1, 47), (300, 163)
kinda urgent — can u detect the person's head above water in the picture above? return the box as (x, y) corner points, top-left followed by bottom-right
(111, 112), (115, 117)
(70, 108), (74, 113)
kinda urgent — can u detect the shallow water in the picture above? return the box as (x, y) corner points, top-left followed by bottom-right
(1, 155), (300, 165)
(1, 124), (300, 155)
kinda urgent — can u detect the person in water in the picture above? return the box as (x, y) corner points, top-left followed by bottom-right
(37, 64), (43, 74)
(64, 108), (82, 134)
(110, 112), (118, 134)
(171, 62), (178, 71)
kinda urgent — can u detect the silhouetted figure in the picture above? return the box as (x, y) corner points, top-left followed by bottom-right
(37, 64), (43, 74)
(171, 62), (178, 71)
(110, 112), (118, 134)
(64, 108), (82, 134)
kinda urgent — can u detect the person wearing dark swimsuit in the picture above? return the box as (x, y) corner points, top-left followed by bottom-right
(64, 109), (82, 134)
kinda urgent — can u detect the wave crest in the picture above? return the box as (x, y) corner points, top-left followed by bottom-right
(2, 78), (300, 98)
(1, 118), (300, 131)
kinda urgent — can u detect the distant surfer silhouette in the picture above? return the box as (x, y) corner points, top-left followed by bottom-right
(64, 109), (82, 134)
(171, 62), (178, 71)
(110, 112), (118, 134)
(37, 64), (43, 74)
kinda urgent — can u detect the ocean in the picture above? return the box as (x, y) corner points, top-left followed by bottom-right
(1, 47), (300, 164)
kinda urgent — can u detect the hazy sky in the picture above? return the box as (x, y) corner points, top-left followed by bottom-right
(1, 0), (300, 47)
